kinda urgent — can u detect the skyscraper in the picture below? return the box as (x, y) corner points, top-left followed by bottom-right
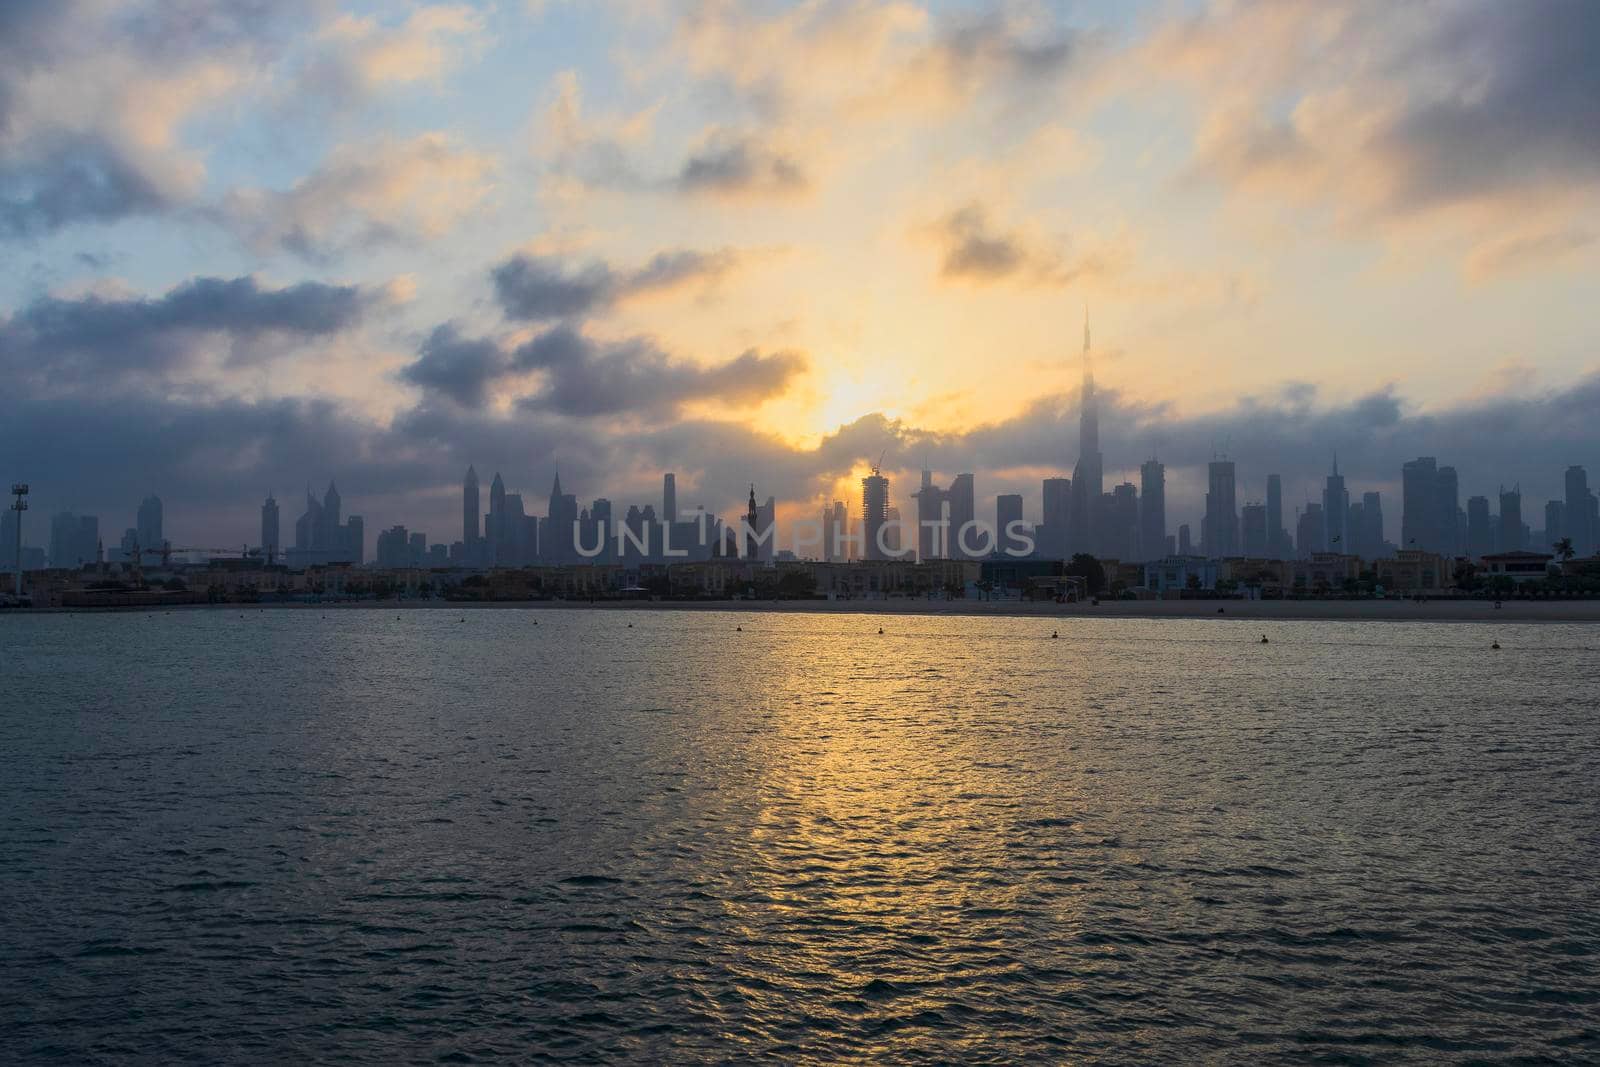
(317, 481), (342, 550)
(996, 494), (1024, 556)
(663, 473), (677, 524)
(487, 472), (507, 563)
(49, 512), (99, 569)
(1436, 466), (1460, 556)
(1466, 495), (1493, 558)
(862, 468), (890, 561)
(1069, 313), (1102, 555)
(1139, 459), (1165, 563)
(463, 466), (480, 549)
(1322, 457), (1349, 552)
(545, 474), (578, 563)
(1401, 456), (1459, 554)
(1177, 523), (1193, 556)
(1265, 474), (1288, 559)
(1107, 482), (1139, 560)
(1567, 465), (1592, 554)
(744, 484), (760, 560)
(757, 495), (776, 562)
(136, 495), (162, 551)
(1040, 476), (1070, 560)
(1202, 459), (1238, 558)
(915, 468), (945, 560)
(260, 493), (280, 562)
(1296, 503), (1325, 559)
(1358, 491), (1384, 559)
(1241, 502), (1267, 557)
(946, 473), (976, 558)
(1498, 486), (1523, 551)
(828, 500), (848, 561)
(1545, 500), (1566, 549)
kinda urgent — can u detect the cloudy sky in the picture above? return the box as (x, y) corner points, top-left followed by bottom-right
(3, 0), (1598, 548)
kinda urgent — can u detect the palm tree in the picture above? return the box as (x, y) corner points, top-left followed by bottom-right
(1554, 536), (1576, 562)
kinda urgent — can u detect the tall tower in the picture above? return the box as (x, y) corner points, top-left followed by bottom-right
(744, 484), (759, 560)
(1322, 455), (1348, 552)
(261, 492), (280, 563)
(1203, 458), (1238, 558)
(1436, 465), (1460, 556)
(136, 495), (163, 552)
(1498, 485), (1523, 551)
(914, 466), (943, 561)
(1069, 310), (1102, 555)
(1138, 458), (1165, 562)
(663, 473), (678, 525)
(1266, 474), (1285, 558)
(463, 465), (480, 547)
(1565, 465), (1591, 554)
(1401, 456), (1439, 551)
(488, 472), (506, 561)
(862, 466), (890, 561)
(323, 481), (341, 528)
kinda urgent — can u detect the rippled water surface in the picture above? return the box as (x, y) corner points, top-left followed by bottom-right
(2, 609), (1598, 1063)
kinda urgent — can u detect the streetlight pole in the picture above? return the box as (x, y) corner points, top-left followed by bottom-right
(9, 484), (28, 598)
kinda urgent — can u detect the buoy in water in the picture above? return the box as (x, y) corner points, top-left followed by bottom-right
(1491, 641), (1501, 649)
(1051, 630), (1058, 639)
(1260, 635), (1269, 644)
(878, 626), (884, 634)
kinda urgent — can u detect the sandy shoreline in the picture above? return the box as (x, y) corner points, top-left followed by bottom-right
(18, 596), (1600, 623)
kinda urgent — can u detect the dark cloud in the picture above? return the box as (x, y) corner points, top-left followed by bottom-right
(491, 248), (741, 321)
(491, 257), (617, 322)
(396, 318), (805, 418)
(1181, 0), (1600, 223)
(400, 324), (511, 408)
(1376, 0), (1600, 211)
(0, 275), (373, 385)
(676, 133), (808, 198)
(936, 204), (1027, 281)
(0, 136), (175, 239)
(513, 326), (805, 417)
(932, 202), (1118, 286)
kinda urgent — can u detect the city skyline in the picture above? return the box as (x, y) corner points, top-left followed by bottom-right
(3, 2), (1599, 552)
(12, 441), (1594, 572)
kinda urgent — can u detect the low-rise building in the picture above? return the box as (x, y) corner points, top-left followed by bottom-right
(1285, 553), (1361, 594)
(1373, 550), (1450, 592)
(1142, 556), (1218, 594)
(1481, 551), (1554, 585)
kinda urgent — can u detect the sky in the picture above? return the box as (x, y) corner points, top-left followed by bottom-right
(3, 0), (1599, 549)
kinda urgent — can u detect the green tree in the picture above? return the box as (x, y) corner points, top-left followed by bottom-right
(1554, 536), (1575, 561)
(1065, 553), (1106, 595)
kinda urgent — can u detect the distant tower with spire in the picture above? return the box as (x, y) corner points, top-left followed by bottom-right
(744, 484), (759, 560)
(1323, 452), (1349, 553)
(1068, 308), (1103, 556)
